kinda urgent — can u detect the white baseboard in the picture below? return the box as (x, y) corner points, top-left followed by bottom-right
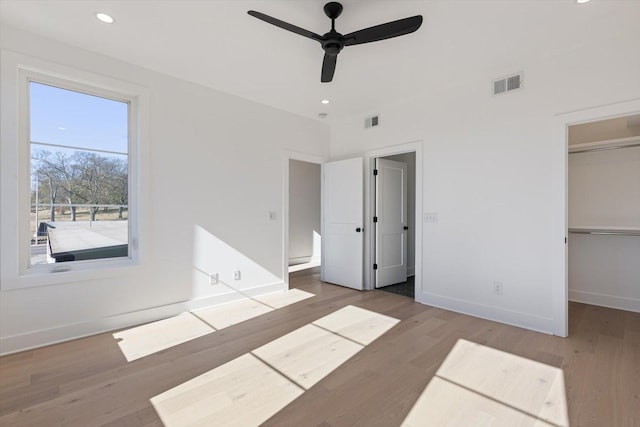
(289, 256), (312, 266)
(569, 290), (640, 313)
(407, 266), (415, 277)
(417, 291), (556, 335)
(0, 281), (285, 356)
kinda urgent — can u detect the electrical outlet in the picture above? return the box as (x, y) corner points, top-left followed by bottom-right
(233, 270), (241, 280)
(209, 273), (218, 285)
(493, 281), (503, 295)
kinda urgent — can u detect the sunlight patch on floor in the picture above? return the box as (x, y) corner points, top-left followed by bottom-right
(113, 312), (214, 362)
(254, 324), (362, 389)
(193, 288), (315, 329)
(150, 353), (303, 427)
(194, 298), (273, 330)
(113, 289), (315, 362)
(402, 339), (569, 427)
(151, 305), (400, 427)
(253, 288), (315, 309)
(312, 304), (401, 346)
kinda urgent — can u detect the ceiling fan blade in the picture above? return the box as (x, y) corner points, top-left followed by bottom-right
(343, 15), (423, 46)
(248, 10), (322, 42)
(321, 54), (337, 83)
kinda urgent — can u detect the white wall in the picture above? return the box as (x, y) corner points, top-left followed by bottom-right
(383, 153), (416, 276)
(0, 27), (330, 354)
(569, 147), (640, 227)
(288, 159), (321, 265)
(329, 6), (640, 334)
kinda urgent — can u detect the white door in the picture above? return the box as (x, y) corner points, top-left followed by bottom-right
(322, 158), (363, 290)
(375, 158), (408, 288)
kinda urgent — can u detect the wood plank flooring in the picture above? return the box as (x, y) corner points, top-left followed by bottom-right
(1, 266), (638, 426)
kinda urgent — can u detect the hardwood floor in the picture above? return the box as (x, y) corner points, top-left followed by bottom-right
(1, 266), (638, 426)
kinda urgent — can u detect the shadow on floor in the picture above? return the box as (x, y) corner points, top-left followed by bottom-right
(377, 275), (415, 298)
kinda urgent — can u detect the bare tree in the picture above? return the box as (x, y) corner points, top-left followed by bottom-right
(44, 151), (84, 221)
(73, 152), (114, 221)
(108, 159), (128, 219)
(31, 150), (128, 222)
(32, 150), (63, 222)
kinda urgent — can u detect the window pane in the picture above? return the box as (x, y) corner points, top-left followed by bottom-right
(30, 82), (129, 265)
(30, 82), (128, 153)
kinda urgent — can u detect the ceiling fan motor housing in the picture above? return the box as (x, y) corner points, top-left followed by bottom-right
(322, 30), (344, 56)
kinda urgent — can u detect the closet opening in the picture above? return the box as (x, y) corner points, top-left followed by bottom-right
(567, 114), (640, 316)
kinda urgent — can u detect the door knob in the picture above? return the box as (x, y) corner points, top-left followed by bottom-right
(355, 227), (362, 232)
(403, 226), (409, 230)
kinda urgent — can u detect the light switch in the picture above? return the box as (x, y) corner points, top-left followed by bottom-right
(423, 212), (438, 223)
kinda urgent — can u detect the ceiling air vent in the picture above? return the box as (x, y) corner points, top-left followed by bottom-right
(365, 115), (380, 129)
(492, 72), (523, 96)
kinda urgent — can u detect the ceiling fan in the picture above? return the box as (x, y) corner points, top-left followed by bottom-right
(247, 2), (423, 83)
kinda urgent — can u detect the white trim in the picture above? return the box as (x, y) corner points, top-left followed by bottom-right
(421, 291), (556, 335)
(569, 290), (640, 314)
(0, 281), (286, 356)
(364, 141), (423, 295)
(282, 151), (326, 286)
(552, 97), (640, 337)
(0, 50), (150, 289)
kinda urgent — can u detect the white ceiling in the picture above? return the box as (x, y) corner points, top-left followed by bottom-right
(1, 0), (636, 121)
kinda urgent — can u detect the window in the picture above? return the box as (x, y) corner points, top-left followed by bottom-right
(29, 81), (132, 266)
(0, 53), (145, 288)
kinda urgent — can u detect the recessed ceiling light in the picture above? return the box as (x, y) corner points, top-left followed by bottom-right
(96, 12), (115, 24)
(576, 0), (591, 4)
(321, 99), (330, 104)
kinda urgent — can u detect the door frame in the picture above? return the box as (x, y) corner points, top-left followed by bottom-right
(365, 141), (423, 294)
(282, 151), (327, 287)
(552, 97), (640, 337)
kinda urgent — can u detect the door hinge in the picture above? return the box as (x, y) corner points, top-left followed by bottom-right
(373, 216), (378, 223)
(373, 263), (378, 270)
(373, 169), (378, 176)
(565, 237), (567, 244)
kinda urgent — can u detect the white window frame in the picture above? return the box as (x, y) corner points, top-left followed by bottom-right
(0, 51), (147, 289)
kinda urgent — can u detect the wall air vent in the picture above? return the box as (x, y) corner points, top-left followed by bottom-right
(365, 115), (380, 129)
(492, 72), (523, 96)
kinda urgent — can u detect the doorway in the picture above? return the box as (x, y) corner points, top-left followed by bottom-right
(567, 114), (640, 313)
(300, 142), (423, 297)
(553, 97), (640, 337)
(364, 141), (423, 299)
(288, 159), (322, 274)
(373, 153), (416, 298)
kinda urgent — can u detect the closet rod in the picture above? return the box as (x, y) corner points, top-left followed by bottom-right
(569, 230), (640, 236)
(569, 142), (640, 154)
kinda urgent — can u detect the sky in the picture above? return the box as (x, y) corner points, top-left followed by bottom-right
(30, 81), (128, 155)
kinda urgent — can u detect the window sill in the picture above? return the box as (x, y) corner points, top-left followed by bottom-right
(2, 258), (140, 291)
